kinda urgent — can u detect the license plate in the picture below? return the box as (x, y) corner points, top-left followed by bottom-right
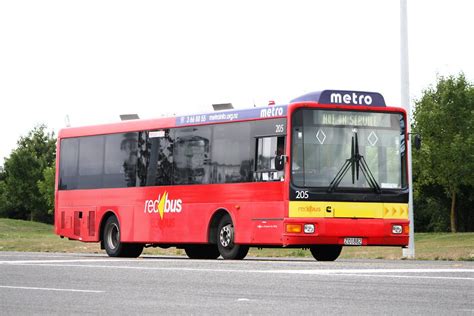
(344, 237), (362, 246)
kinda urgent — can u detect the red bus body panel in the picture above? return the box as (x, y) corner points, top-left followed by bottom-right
(56, 182), (287, 244)
(55, 100), (409, 248)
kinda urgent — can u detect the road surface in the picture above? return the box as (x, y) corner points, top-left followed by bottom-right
(1, 252), (473, 314)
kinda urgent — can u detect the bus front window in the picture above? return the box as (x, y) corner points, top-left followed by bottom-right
(291, 109), (406, 190)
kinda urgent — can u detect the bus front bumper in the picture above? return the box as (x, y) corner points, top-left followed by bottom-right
(282, 218), (409, 247)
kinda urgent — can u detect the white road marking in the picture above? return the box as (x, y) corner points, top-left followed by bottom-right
(0, 285), (104, 293)
(2, 260), (473, 281)
(271, 268), (474, 274)
(330, 273), (474, 281)
(0, 253), (71, 257)
(0, 258), (137, 264)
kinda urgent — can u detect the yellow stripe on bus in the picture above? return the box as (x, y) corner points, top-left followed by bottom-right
(289, 201), (409, 219)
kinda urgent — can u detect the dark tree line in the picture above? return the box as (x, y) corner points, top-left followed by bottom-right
(413, 74), (474, 232)
(0, 125), (56, 223)
(1, 75), (473, 231)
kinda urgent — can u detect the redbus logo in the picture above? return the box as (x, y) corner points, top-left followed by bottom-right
(144, 192), (183, 220)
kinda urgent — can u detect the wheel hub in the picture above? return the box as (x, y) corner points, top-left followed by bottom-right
(107, 223), (119, 250)
(219, 224), (233, 248)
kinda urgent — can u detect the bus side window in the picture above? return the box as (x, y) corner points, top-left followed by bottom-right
(137, 131), (149, 187)
(173, 126), (211, 185)
(103, 132), (138, 188)
(146, 129), (174, 186)
(211, 122), (252, 184)
(59, 138), (79, 190)
(77, 135), (105, 189)
(254, 136), (285, 182)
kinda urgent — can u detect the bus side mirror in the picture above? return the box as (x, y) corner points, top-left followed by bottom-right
(414, 134), (421, 150)
(275, 155), (287, 171)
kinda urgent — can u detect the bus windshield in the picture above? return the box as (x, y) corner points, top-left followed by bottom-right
(291, 109), (407, 190)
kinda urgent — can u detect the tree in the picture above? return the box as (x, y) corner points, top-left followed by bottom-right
(38, 165), (56, 215)
(2, 125), (56, 222)
(0, 167), (7, 217)
(413, 74), (474, 232)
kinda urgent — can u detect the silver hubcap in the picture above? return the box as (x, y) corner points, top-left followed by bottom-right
(219, 224), (233, 248)
(107, 223), (119, 250)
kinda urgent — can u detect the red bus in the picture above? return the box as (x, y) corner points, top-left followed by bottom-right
(55, 90), (409, 261)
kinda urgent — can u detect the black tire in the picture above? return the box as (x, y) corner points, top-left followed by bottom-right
(122, 243), (145, 258)
(103, 215), (143, 258)
(184, 244), (220, 259)
(217, 214), (249, 260)
(309, 245), (343, 261)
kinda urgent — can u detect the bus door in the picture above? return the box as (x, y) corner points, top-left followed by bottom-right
(254, 135), (286, 182)
(251, 133), (287, 244)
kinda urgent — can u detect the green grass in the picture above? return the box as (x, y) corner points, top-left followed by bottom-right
(0, 218), (99, 253)
(1, 218), (473, 260)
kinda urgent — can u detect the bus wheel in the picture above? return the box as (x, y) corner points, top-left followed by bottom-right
(103, 216), (143, 258)
(309, 245), (342, 261)
(217, 215), (249, 260)
(184, 244), (220, 259)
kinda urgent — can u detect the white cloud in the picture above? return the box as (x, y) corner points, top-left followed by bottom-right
(0, 0), (473, 161)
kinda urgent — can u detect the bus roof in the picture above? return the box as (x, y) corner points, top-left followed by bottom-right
(58, 90), (389, 138)
(58, 104), (288, 138)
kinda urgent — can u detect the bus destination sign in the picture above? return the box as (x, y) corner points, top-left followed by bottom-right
(315, 110), (392, 128)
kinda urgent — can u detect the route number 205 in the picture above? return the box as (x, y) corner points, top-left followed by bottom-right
(295, 190), (309, 199)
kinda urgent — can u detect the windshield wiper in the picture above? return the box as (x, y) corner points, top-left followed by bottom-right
(327, 135), (356, 193)
(327, 131), (381, 193)
(353, 132), (381, 193)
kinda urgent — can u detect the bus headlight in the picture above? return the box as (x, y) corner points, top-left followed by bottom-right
(304, 224), (315, 234)
(392, 225), (403, 234)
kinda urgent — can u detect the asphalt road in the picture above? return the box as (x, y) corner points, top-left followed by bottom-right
(0, 252), (473, 315)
